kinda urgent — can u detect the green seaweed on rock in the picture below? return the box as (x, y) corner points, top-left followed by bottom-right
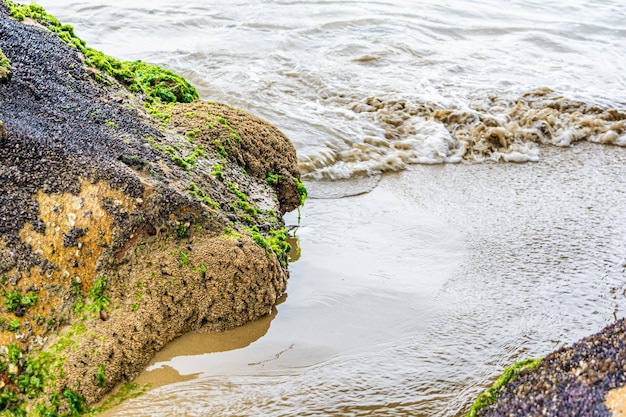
(265, 173), (281, 186)
(0, 49), (8, 65)
(89, 382), (150, 415)
(211, 163), (224, 180)
(4, 290), (37, 313)
(246, 226), (291, 266)
(187, 182), (219, 210)
(97, 364), (105, 389)
(465, 358), (542, 417)
(294, 178), (307, 207)
(0, 47), (10, 82)
(0, 340), (85, 416)
(4, 1), (198, 104)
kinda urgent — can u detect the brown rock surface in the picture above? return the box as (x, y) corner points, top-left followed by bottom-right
(606, 386), (626, 416)
(0, 3), (301, 411)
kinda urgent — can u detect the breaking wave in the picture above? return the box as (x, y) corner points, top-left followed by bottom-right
(299, 88), (626, 180)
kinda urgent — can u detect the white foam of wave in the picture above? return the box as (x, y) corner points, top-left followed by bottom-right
(299, 117), (465, 180)
(299, 89), (625, 180)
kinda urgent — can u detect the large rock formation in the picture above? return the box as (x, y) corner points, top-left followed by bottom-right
(0, 2), (303, 414)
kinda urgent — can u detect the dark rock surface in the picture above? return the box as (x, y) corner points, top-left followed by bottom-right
(0, 5), (164, 237)
(477, 319), (626, 417)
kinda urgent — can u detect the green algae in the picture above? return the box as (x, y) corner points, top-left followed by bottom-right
(4, 1), (198, 104)
(294, 178), (307, 222)
(295, 178), (307, 207)
(227, 182), (259, 216)
(145, 102), (174, 128)
(0, 48), (9, 67)
(187, 182), (219, 210)
(0, 337), (86, 417)
(0, 320), (127, 416)
(6, 319), (19, 332)
(265, 173), (281, 186)
(0, 47), (7, 61)
(163, 142), (205, 171)
(220, 227), (242, 240)
(213, 139), (228, 159)
(4, 291), (37, 312)
(246, 227), (291, 266)
(465, 358), (542, 417)
(0, 47), (10, 82)
(0, 284), (113, 415)
(86, 277), (109, 314)
(88, 382), (150, 415)
(96, 365), (105, 389)
(211, 163), (224, 180)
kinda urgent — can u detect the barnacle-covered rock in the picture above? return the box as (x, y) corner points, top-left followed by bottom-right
(0, 1), (304, 412)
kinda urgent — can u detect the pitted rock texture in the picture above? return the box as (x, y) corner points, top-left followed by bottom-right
(476, 319), (626, 417)
(0, 3), (300, 410)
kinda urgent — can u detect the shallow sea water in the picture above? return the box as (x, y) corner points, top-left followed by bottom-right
(25, 0), (626, 415)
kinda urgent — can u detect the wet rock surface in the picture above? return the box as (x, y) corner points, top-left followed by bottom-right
(0, 3), (301, 412)
(476, 319), (626, 417)
(0, 6), (158, 237)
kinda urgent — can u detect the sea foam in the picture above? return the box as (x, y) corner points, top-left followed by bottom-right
(299, 88), (625, 180)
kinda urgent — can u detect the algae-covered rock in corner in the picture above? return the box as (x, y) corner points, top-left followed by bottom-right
(0, 2), (303, 413)
(465, 319), (626, 417)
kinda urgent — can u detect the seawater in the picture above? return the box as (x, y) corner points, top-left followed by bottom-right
(27, 0), (626, 415)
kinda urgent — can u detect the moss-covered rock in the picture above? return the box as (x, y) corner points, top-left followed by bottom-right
(0, 2), (303, 414)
